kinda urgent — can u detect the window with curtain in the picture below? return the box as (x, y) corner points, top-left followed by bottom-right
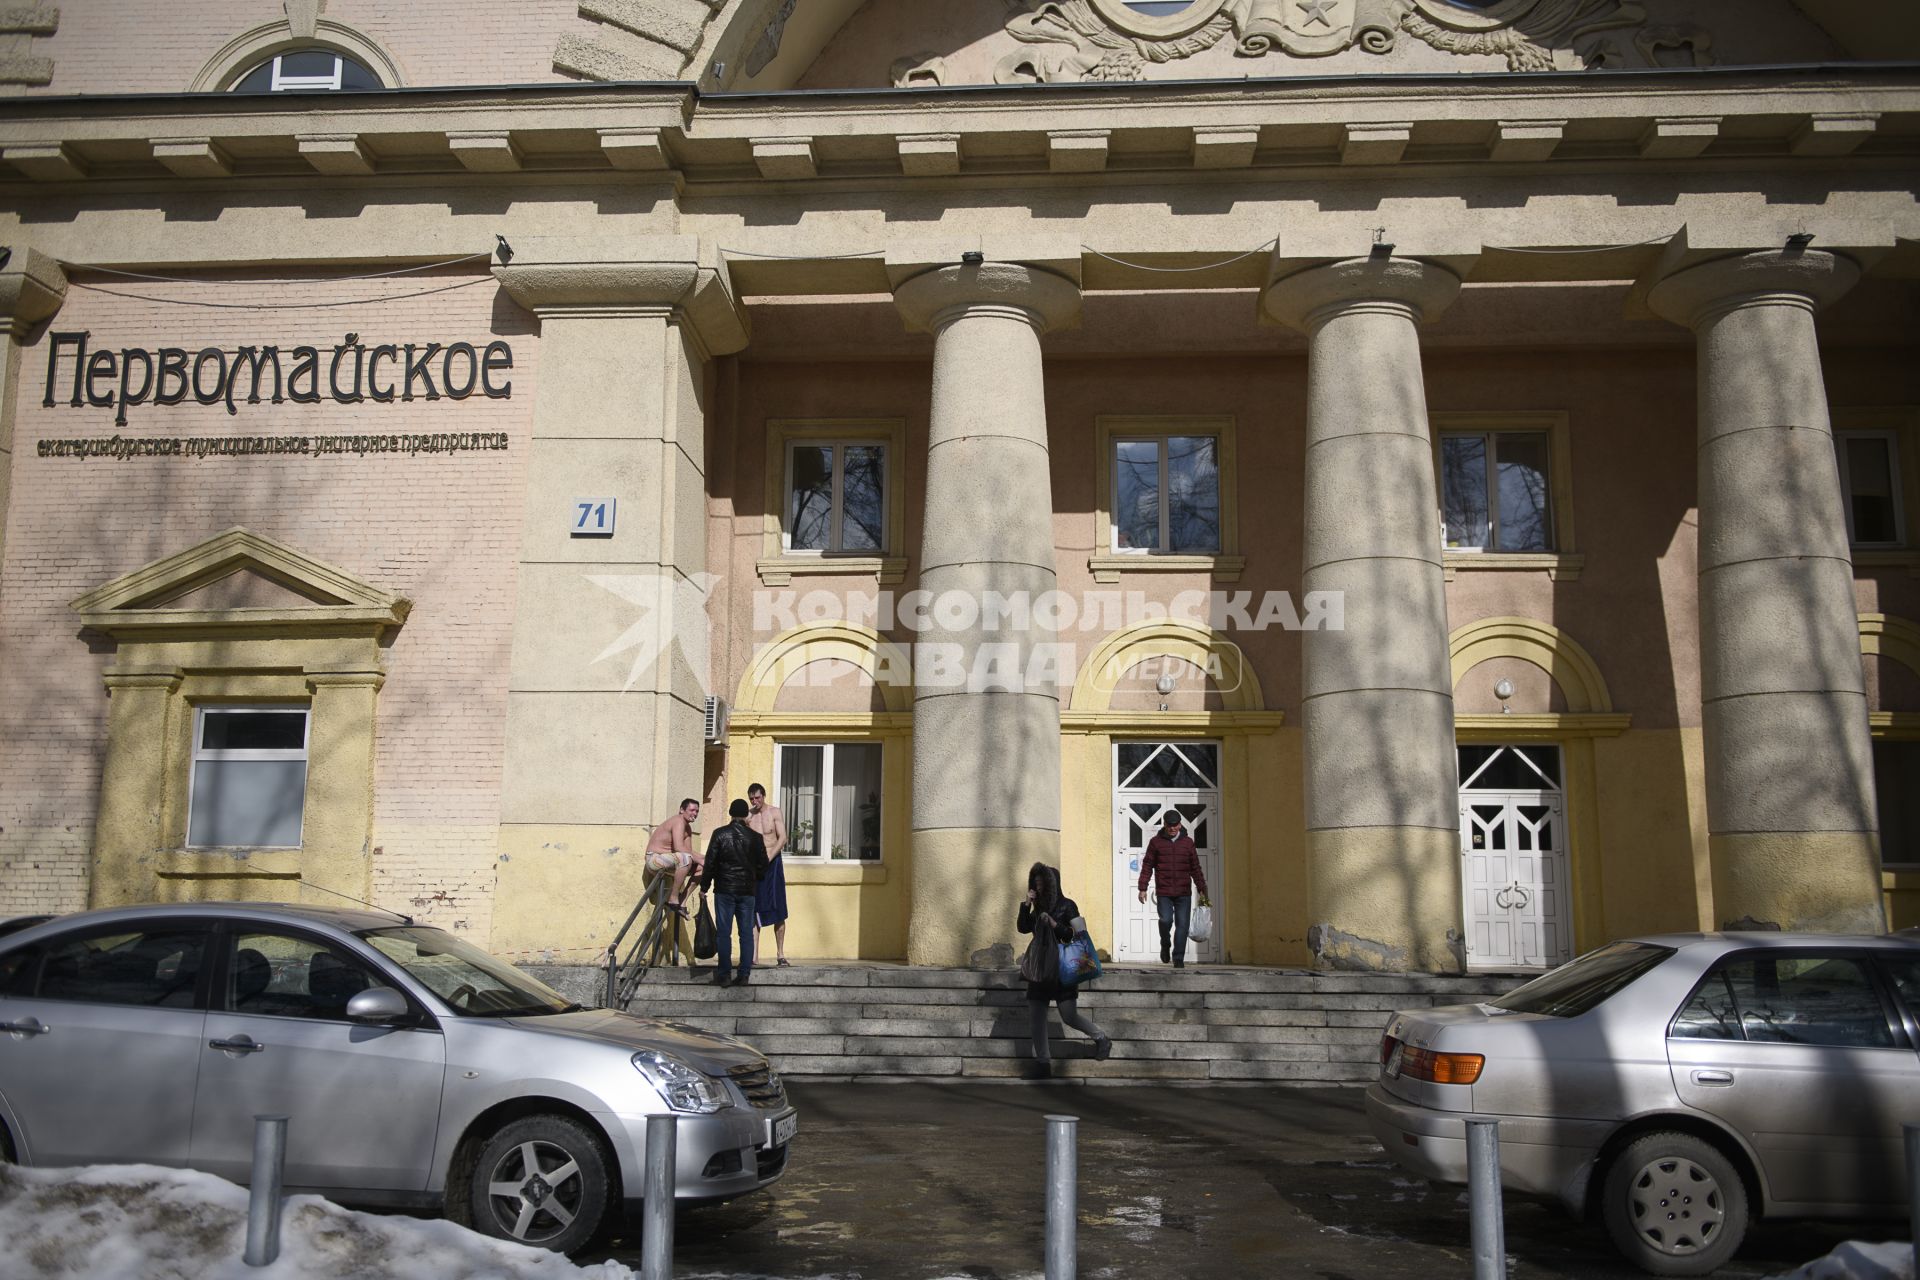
(776, 742), (883, 861)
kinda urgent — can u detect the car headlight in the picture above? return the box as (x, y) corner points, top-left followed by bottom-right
(631, 1049), (729, 1114)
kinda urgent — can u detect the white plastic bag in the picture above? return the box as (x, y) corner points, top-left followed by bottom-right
(1188, 900), (1213, 944)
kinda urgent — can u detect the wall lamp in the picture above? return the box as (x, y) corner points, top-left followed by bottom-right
(1369, 240), (1396, 261)
(494, 235), (514, 265)
(1785, 232), (1815, 252)
(961, 251), (984, 266)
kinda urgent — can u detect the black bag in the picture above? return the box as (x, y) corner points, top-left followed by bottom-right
(693, 895), (717, 960)
(1019, 917), (1060, 985)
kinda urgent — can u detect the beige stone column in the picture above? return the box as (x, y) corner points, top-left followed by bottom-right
(0, 248), (68, 602)
(299, 670), (384, 903)
(1650, 250), (1884, 933)
(491, 238), (747, 956)
(89, 668), (182, 907)
(1264, 258), (1464, 973)
(892, 260), (1081, 965)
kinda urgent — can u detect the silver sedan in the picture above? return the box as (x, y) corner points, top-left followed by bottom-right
(1367, 933), (1920, 1276)
(0, 902), (796, 1254)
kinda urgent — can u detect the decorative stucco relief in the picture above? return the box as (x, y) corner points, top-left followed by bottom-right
(992, 0), (1709, 83)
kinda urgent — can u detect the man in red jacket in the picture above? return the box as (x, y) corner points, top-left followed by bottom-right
(1137, 810), (1210, 967)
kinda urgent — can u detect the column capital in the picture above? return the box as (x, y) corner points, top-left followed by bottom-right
(1260, 257), (1461, 334)
(889, 260), (1082, 336)
(0, 246), (67, 336)
(1647, 248), (1860, 330)
(492, 234), (747, 355)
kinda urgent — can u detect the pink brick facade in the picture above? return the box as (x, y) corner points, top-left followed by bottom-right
(0, 268), (537, 938)
(34, 0), (580, 95)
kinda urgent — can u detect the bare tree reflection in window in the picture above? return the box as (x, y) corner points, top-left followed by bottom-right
(840, 445), (886, 552)
(1115, 439), (1160, 550)
(1168, 436), (1220, 553)
(788, 445), (834, 551)
(1441, 434), (1489, 549)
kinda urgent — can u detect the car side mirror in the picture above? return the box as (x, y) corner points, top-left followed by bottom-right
(346, 987), (410, 1024)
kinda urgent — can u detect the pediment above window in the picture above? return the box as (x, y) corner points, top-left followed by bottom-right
(72, 527), (409, 639)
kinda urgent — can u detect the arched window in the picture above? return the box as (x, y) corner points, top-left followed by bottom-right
(231, 48), (383, 93)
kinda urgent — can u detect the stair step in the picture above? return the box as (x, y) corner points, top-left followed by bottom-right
(530, 962), (1521, 1084)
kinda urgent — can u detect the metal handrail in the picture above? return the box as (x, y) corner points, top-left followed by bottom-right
(604, 874), (683, 1008)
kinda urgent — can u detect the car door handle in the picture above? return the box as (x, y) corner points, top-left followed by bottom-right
(1691, 1069), (1734, 1086)
(209, 1036), (266, 1054)
(0, 1019), (49, 1036)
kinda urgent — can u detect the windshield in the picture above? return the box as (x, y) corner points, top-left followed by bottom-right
(1491, 941), (1675, 1018)
(362, 926), (576, 1017)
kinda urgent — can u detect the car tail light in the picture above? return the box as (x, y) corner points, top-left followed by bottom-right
(1398, 1044), (1485, 1085)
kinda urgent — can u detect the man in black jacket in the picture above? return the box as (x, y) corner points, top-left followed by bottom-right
(701, 798), (768, 987)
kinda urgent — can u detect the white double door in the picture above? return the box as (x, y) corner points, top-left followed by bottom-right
(1459, 744), (1572, 971)
(1110, 741), (1223, 964)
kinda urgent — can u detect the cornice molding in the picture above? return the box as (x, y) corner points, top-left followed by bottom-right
(0, 72), (1913, 188)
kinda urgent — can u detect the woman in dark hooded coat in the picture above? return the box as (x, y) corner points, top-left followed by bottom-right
(1016, 862), (1112, 1078)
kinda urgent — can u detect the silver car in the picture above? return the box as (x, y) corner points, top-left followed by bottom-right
(0, 903), (796, 1253)
(1368, 933), (1920, 1276)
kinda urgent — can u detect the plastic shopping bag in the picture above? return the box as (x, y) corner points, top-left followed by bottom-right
(1058, 932), (1102, 987)
(1188, 900), (1213, 944)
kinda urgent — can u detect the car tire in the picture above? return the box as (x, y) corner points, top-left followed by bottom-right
(468, 1114), (616, 1255)
(1602, 1131), (1749, 1277)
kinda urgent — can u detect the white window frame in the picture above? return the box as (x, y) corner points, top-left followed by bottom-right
(1110, 433), (1222, 556)
(783, 440), (889, 556)
(1439, 428), (1556, 554)
(186, 705), (311, 850)
(267, 52), (347, 91)
(773, 740), (883, 863)
(1837, 428), (1907, 550)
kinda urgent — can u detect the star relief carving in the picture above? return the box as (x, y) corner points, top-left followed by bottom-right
(1295, 0), (1336, 29)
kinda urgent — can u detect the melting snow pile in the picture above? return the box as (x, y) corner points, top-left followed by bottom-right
(0, 1162), (637, 1280)
(1770, 1242), (1914, 1280)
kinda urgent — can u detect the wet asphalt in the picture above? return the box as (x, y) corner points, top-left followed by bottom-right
(582, 1082), (1898, 1280)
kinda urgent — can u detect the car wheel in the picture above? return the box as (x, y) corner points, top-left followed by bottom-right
(1602, 1131), (1748, 1277)
(468, 1115), (615, 1254)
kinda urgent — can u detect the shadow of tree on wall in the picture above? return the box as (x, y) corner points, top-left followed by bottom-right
(0, 268), (535, 934)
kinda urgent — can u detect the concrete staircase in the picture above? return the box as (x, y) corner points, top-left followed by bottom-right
(534, 962), (1525, 1083)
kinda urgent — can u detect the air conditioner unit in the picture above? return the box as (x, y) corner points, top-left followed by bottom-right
(704, 695), (729, 745)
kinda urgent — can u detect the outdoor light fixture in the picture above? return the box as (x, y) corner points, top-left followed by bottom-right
(1494, 677), (1515, 714)
(1156, 671), (1176, 712)
(493, 234), (514, 264)
(1369, 240), (1395, 261)
(1786, 232), (1815, 251)
(961, 251), (984, 266)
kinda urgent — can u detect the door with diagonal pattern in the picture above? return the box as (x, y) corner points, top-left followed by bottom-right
(1111, 741), (1223, 963)
(1458, 744), (1571, 971)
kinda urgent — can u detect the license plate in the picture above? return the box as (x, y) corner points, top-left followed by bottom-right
(766, 1112), (797, 1148)
(1385, 1042), (1405, 1079)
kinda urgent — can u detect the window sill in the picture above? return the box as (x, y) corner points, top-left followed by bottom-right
(757, 557), (907, 587)
(783, 861), (887, 886)
(1853, 550), (1920, 576)
(1089, 554), (1245, 584)
(1443, 552), (1585, 582)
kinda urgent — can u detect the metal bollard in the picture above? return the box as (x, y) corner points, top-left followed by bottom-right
(1906, 1123), (1920, 1280)
(1465, 1117), (1507, 1280)
(243, 1115), (288, 1268)
(1046, 1114), (1078, 1280)
(640, 1115), (678, 1280)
